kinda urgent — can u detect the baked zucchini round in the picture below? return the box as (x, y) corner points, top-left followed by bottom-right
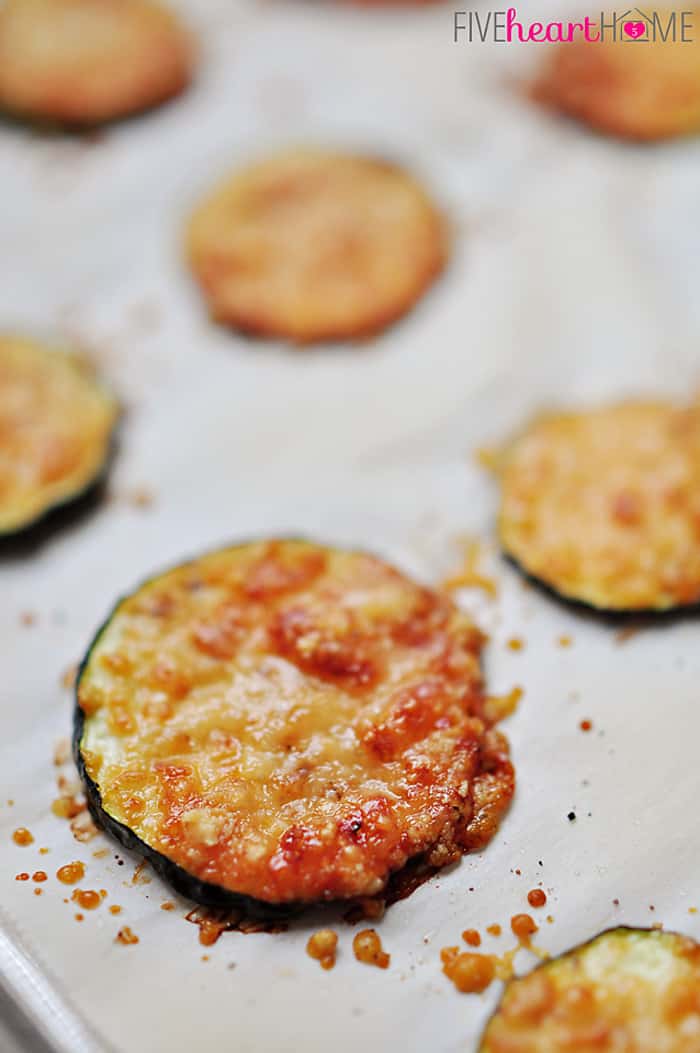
(0, 336), (118, 537)
(533, 9), (700, 141)
(479, 927), (700, 1053)
(498, 399), (700, 612)
(186, 150), (447, 345)
(74, 540), (514, 912)
(0, 0), (194, 126)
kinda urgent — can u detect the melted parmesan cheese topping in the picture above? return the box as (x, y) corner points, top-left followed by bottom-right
(187, 150), (447, 344)
(534, 10), (700, 141)
(481, 928), (700, 1053)
(0, 337), (117, 533)
(78, 541), (513, 904)
(0, 0), (193, 125)
(499, 400), (700, 611)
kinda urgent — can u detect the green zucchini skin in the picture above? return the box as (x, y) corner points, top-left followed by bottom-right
(74, 695), (301, 919)
(72, 539), (390, 918)
(477, 926), (698, 1052)
(73, 538), (497, 917)
(75, 697), (439, 919)
(0, 343), (119, 542)
(0, 434), (117, 545)
(502, 552), (700, 619)
(72, 542), (311, 920)
(74, 739), (296, 919)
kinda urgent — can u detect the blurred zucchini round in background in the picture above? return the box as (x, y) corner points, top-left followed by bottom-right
(533, 9), (700, 141)
(74, 539), (514, 913)
(497, 399), (700, 612)
(479, 927), (700, 1053)
(349, 0), (442, 4)
(0, 336), (118, 537)
(186, 149), (448, 345)
(0, 0), (195, 126)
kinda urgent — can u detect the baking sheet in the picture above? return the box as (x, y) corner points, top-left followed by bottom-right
(2, 1), (700, 1050)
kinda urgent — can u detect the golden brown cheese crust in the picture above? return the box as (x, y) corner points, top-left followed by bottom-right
(533, 11), (700, 141)
(480, 928), (700, 1053)
(77, 540), (513, 905)
(186, 151), (447, 345)
(0, 0), (194, 125)
(0, 337), (118, 534)
(498, 399), (700, 611)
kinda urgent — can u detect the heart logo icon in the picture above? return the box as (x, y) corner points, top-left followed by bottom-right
(623, 20), (646, 38)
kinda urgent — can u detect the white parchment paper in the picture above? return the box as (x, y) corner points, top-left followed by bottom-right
(2, 1), (700, 1050)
